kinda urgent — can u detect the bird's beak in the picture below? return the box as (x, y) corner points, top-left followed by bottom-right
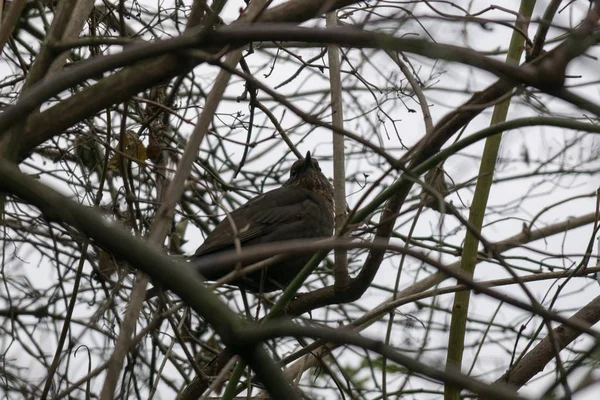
(301, 151), (313, 171)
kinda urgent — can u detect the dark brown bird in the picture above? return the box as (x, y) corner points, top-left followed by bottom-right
(192, 152), (334, 292)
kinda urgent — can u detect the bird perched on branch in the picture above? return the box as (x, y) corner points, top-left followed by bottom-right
(190, 151), (334, 293)
(420, 162), (452, 214)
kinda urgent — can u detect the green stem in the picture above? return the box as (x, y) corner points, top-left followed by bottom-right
(444, 1), (537, 399)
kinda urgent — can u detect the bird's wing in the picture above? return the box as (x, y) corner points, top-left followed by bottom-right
(193, 187), (311, 257)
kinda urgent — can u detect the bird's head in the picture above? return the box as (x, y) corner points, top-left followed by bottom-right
(284, 152), (334, 201)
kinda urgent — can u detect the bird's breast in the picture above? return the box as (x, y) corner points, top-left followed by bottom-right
(299, 196), (334, 237)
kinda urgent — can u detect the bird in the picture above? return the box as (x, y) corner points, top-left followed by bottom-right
(419, 162), (453, 214)
(189, 151), (334, 293)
